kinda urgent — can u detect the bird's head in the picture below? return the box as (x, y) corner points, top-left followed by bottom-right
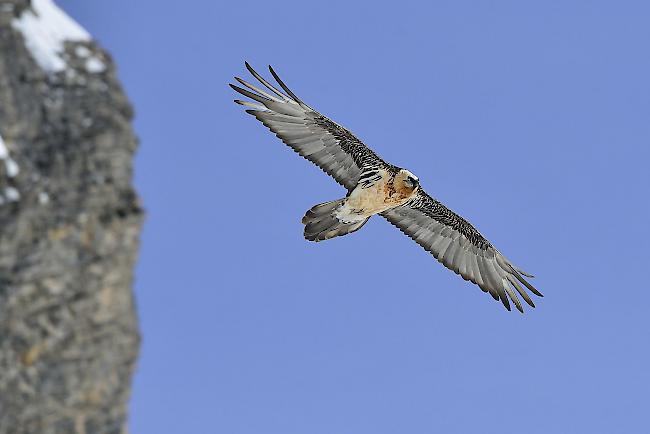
(395, 169), (419, 194)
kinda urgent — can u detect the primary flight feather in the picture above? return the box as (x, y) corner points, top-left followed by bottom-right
(230, 62), (542, 313)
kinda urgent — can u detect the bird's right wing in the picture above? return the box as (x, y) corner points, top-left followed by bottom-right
(230, 63), (385, 191)
(382, 189), (542, 312)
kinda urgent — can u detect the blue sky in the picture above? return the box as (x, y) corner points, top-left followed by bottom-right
(59, 1), (650, 433)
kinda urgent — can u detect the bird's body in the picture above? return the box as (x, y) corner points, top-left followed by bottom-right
(302, 167), (418, 241)
(345, 168), (420, 218)
(231, 63), (543, 312)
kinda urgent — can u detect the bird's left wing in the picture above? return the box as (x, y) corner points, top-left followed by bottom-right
(230, 63), (385, 191)
(382, 189), (542, 312)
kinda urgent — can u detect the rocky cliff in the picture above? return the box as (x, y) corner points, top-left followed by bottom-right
(0, 1), (142, 433)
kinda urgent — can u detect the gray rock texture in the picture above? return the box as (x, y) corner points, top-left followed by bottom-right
(0, 1), (142, 433)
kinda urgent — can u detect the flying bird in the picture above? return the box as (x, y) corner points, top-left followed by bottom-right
(230, 62), (542, 313)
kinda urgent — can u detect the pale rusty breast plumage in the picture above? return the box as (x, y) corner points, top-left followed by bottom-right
(336, 169), (418, 222)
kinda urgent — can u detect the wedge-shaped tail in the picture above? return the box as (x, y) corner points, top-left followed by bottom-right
(302, 199), (368, 242)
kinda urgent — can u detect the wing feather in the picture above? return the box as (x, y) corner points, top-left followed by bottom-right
(244, 61), (288, 101)
(232, 63), (385, 190)
(382, 189), (542, 312)
(234, 76), (283, 102)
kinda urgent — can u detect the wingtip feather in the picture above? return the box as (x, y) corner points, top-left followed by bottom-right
(244, 62), (290, 101)
(268, 65), (305, 105)
(513, 269), (544, 297)
(517, 268), (535, 278)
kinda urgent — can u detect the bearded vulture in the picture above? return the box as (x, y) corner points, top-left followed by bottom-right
(230, 62), (542, 313)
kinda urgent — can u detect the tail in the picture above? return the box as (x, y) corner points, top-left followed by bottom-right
(302, 199), (369, 242)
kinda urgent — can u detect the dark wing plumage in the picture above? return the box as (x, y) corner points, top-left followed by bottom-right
(230, 62), (385, 190)
(382, 189), (542, 312)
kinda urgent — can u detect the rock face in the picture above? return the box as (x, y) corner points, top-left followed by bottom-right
(0, 1), (142, 433)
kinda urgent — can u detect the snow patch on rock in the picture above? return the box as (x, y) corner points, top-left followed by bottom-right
(0, 133), (20, 178)
(38, 191), (50, 205)
(4, 187), (20, 202)
(85, 57), (106, 73)
(11, 0), (95, 73)
(74, 44), (106, 73)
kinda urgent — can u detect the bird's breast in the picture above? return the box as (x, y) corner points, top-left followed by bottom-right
(336, 170), (416, 221)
